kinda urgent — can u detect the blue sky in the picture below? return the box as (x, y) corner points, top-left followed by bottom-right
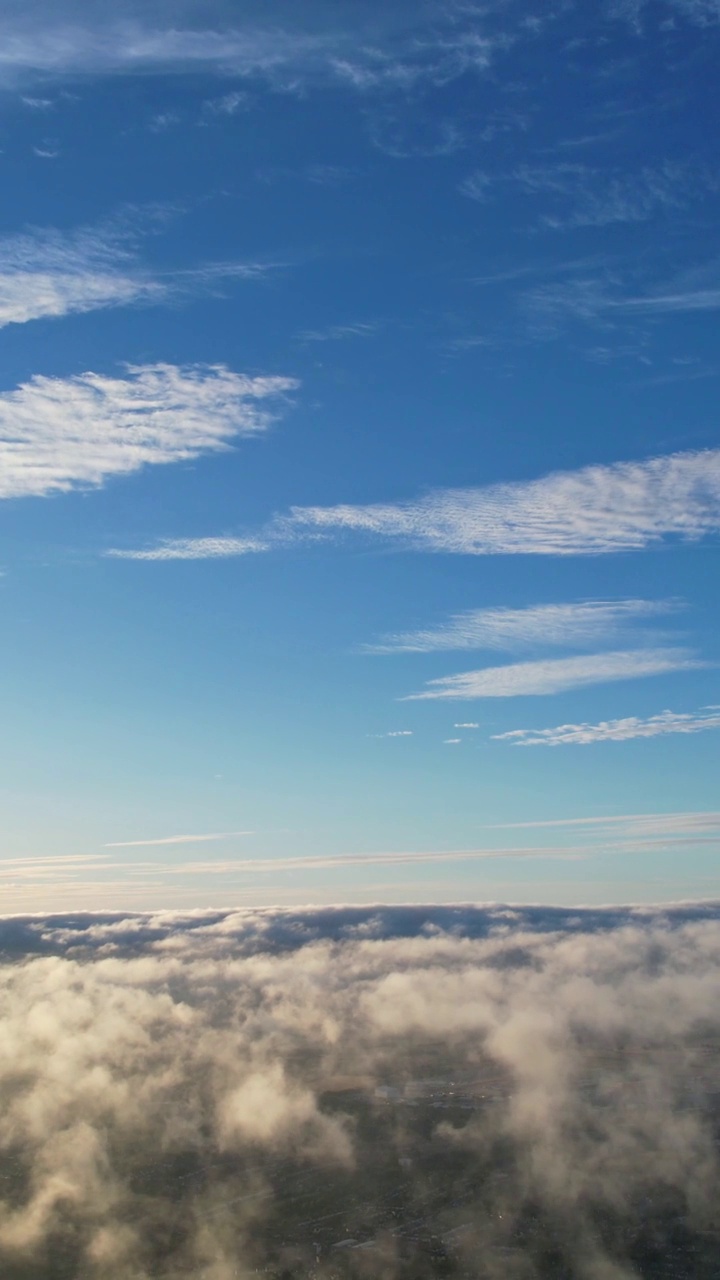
(1, 0), (719, 912)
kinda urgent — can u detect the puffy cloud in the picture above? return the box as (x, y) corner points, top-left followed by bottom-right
(0, 363), (296, 500)
(0, 905), (719, 1277)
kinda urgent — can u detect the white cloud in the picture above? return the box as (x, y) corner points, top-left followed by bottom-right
(404, 648), (703, 701)
(297, 321), (382, 342)
(443, 738), (462, 744)
(0, 224), (166, 326)
(455, 722), (479, 728)
(279, 449), (720, 556)
(367, 730), (413, 738)
(0, 222), (280, 329)
(494, 707), (720, 746)
(484, 810), (720, 835)
(513, 161), (689, 228)
(366, 599), (677, 654)
(104, 832), (254, 848)
(0, 363), (297, 500)
(173, 847), (583, 875)
(620, 288), (720, 313)
(0, 11), (508, 93)
(108, 536), (268, 561)
(202, 90), (248, 115)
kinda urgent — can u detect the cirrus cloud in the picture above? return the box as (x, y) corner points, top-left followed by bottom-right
(403, 648), (704, 701)
(0, 363), (297, 500)
(494, 706), (720, 746)
(278, 448), (720, 557)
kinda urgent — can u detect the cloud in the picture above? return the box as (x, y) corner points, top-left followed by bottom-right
(296, 321), (382, 342)
(104, 832), (254, 848)
(620, 288), (720, 313)
(494, 706), (720, 746)
(0, 8), (508, 93)
(443, 738), (462, 744)
(0, 363), (296, 500)
(0, 222), (166, 327)
(171, 847), (586, 876)
(403, 648), (703, 701)
(202, 90), (248, 115)
(460, 160), (704, 228)
(513, 160), (691, 228)
(107, 536), (269, 561)
(0, 221), (279, 328)
(485, 809), (720, 836)
(0, 906), (719, 1278)
(277, 448), (720, 556)
(367, 730), (413, 738)
(455, 722), (479, 729)
(365, 599), (678, 654)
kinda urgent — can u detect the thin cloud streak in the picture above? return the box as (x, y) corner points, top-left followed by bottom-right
(108, 536), (269, 561)
(403, 648), (703, 701)
(365, 599), (678, 654)
(494, 707), (720, 746)
(172, 848), (588, 875)
(485, 810), (720, 833)
(0, 363), (296, 500)
(104, 832), (255, 848)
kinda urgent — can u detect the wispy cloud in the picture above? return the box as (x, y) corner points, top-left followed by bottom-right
(460, 161), (702, 228)
(513, 161), (691, 228)
(0, 12), (508, 93)
(619, 289), (720, 313)
(485, 810), (720, 835)
(455, 722), (479, 729)
(297, 321), (382, 342)
(367, 730), (413, 739)
(278, 449), (720, 556)
(0, 223), (161, 326)
(171, 847), (584, 875)
(202, 90), (248, 116)
(108, 536), (268, 562)
(0, 221), (279, 328)
(0, 363), (296, 500)
(365, 599), (678, 654)
(494, 707), (720, 746)
(403, 649), (703, 701)
(104, 832), (254, 848)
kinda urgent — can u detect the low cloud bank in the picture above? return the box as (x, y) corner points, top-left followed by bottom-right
(1, 904), (719, 1278)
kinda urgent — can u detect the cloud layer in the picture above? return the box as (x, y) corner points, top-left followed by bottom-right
(1, 905), (719, 1279)
(0, 363), (296, 500)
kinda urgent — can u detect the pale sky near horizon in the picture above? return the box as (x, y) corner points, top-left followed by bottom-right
(0, 0), (718, 912)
